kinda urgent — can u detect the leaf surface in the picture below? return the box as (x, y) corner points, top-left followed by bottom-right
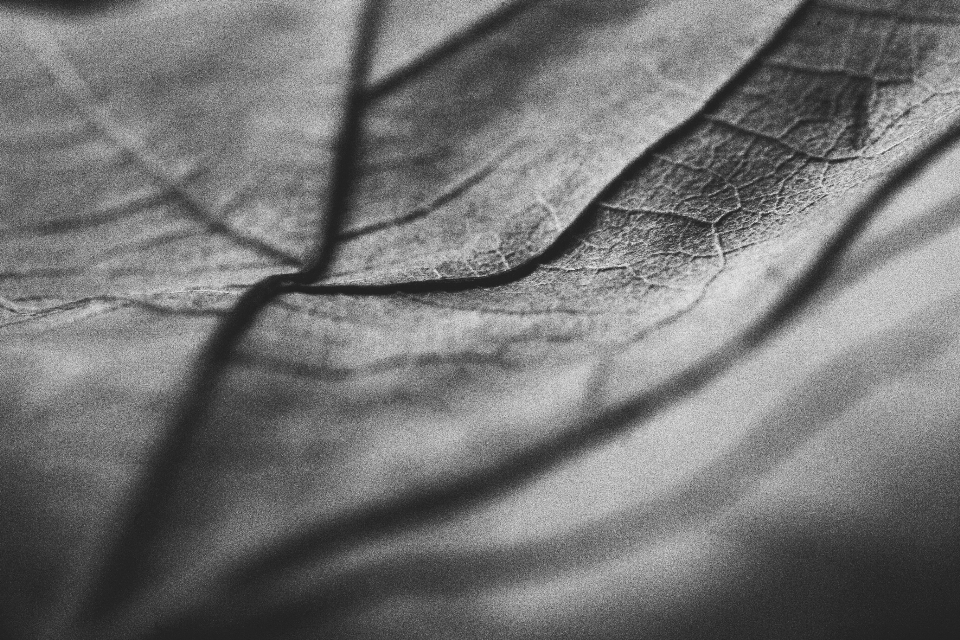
(4, 1), (960, 639)
(0, 0), (802, 301)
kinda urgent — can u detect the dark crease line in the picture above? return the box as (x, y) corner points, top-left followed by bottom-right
(71, 1), (385, 633)
(365, 0), (540, 101)
(339, 141), (522, 239)
(209, 113), (960, 623)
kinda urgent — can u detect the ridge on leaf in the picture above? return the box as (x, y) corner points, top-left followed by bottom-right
(0, 0), (804, 303)
(5, 1), (960, 640)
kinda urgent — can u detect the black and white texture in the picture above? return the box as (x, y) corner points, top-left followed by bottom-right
(2, 1), (960, 638)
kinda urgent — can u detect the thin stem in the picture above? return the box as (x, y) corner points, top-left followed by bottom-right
(208, 116), (960, 629)
(74, 0), (385, 630)
(366, 0), (539, 100)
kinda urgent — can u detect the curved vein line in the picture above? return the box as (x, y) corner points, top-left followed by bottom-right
(207, 115), (960, 621)
(339, 140), (523, 239)
(68, 1), (385, 633)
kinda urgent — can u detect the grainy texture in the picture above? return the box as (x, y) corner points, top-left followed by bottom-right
(0, 0), (801, 299)
(3, 1), (960, 639)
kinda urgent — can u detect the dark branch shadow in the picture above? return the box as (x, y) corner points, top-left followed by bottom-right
(158, 289), (960, 637)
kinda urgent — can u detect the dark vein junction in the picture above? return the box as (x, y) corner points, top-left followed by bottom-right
(76, 1), (385, 631)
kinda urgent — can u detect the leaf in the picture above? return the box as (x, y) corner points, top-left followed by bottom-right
(3, 1), (960, 639)
(0, 0), (801, 301)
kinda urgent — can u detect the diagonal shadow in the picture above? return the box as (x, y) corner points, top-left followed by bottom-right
(160, 289), (960, 637)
